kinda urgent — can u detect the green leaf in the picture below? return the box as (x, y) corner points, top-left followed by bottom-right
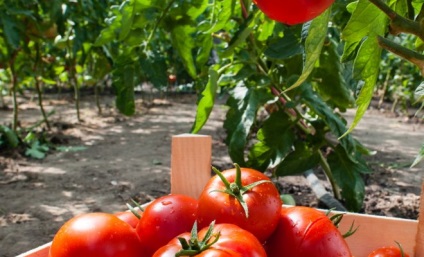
(25, 141), (49, 159)
(314, 40), (355, 109)
(275, 142), (320, 176)
(341, 36), (383, 137)
(341, 0), (388, 61)
(411, 144), (424, 168)
(224, 85), (271, 165)
(113, 63), (136, 116)
(221, 14), (254, 58)
(300, 85), (356, 155)
(0, 125), (19, 148)
(284, 8), (330, 91)
(171, 24), (197, 78)
(119, 0), (135, 41)
(247, 110), (295, 171)
(327, 145), (371, 212)
(411, 145), (424, 168)
(1, 14), (21, 49)
(191, 66), (219, 134)
(264, 27), (303, 59)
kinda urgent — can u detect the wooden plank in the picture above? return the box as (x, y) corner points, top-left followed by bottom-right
(170, 134), (212, 199)
(415, 182), (424, 257)
(15, 242), (51, 257)
(338, 212), (418, 257)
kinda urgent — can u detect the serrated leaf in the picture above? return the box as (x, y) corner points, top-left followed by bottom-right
(224, 84), (272, 165)
(191, 66), (219, 134)
(171, 24), (197, 78)
(247, 110), (295, 171)
(341, 0), (388, 61)
(341, 36), (383, 138)
(284, 8), (330, 92)
(275, 142), (320, 176)
(328, 145), (371, 212)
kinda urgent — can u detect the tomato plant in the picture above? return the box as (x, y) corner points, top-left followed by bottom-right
(135, 194), (198, 256)
(197, 164), (281, 242)
(253, 0), (335, 25)
(153, 222), (267, 257)
(265, 206), (352, 257)
(49, 212), (144, 257)
(368, 245), (410, 257)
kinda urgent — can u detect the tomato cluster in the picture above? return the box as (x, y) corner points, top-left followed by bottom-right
(48, 165), (409, 257)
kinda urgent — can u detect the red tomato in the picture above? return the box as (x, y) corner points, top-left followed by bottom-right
(368, 246), (410, 257)
(168, 74), (177, 83)
(196, 165), (282, 243)
(49, 212), (144, 257)
(114, 209), (143, 228)
(253, 0), (334, 25)
(153, 223), (267, 257)
(265, 206), (352, 257)
(136, 194), (198, 256)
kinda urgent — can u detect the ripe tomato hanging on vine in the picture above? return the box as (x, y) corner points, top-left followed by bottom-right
(253, 0), (335, 25)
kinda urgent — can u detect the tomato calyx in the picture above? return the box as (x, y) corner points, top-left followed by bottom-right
(176, 221), (220, 257)
(126, 199), (144, 219)
(327, 211), (358, 238)
(211, 163), (272, 218)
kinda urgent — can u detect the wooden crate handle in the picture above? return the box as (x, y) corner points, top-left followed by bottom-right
(170, 134), (212, 199)
(415, 182), (424, 257)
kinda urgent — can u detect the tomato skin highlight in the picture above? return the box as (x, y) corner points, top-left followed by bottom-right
(135, 194), (198, 256)
(368, 246), (410, 257)
(197, 167), (282, 243)
(153, 223), (267, 257)
(253, 0), (335, 25)
(265, 206), (352, 257)
(49, 212), (144, 257)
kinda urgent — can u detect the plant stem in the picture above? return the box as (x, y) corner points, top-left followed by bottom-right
(318, 150), (342, 200)
(270, 86), (316, 135)
(9, 49), (20, 132)
(34, 43), (51, 130)
(369, 0), (424, 41)
(377, 36), (424, 75)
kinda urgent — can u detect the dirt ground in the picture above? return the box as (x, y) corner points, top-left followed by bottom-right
(0, 93), (423, 257)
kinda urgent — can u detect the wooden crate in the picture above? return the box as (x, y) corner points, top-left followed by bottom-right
(17, 134), (424, 257)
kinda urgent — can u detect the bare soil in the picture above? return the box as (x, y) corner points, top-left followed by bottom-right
(0, 93), (423, 257)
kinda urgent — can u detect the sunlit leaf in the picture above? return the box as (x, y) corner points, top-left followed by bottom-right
(191, 65), (219, 134)
(284, 8), (330, 91)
